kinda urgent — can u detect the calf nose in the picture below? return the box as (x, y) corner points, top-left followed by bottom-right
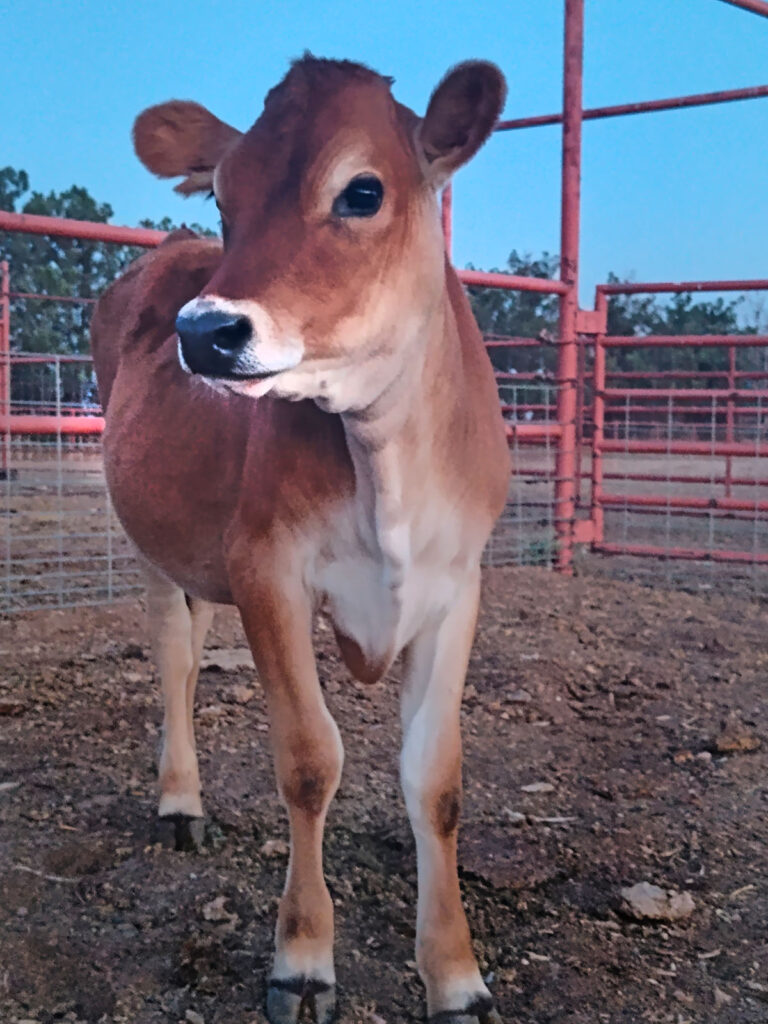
(175, 309), (253, 377)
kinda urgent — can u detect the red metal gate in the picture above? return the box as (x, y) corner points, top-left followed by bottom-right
(587, 278), (768, 567)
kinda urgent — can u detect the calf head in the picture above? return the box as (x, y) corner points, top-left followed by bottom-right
(134, 57), (505, 412)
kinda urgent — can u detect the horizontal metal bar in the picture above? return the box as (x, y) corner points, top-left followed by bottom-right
(1, 414), (104, 434)
(603, 504), (763, 522)
(10, 291), (97, 305)
(600, 406), (768, 416)
(602, 471), (768, 486)
(598, 438), (768, 456)
(0, 210), (167, 247)
(10, 356), (94, 366)
(598, 279), (768, 296)
(598, 492), (768, 513)
(603, 387), (768, 399)
(594, 542), (768, 565)
(506, 422), (563, 441)
(496, 84), (768, 131)
(459, 269), (569, 294)
(603, 337), (768, 351)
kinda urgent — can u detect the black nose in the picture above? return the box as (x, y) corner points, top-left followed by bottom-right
(175, 309), (253, 377)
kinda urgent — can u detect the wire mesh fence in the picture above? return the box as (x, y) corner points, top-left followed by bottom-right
(1, 355), (141, 614)
(482, 336), (565, 569)
(587, 322), (768, 595)
(1, 340), (565, 615)
(6, 264), (768, 613)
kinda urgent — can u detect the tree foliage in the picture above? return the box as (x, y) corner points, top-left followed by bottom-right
(0, 167), (215, 406)
(466, 254), (761, 387)
(0, 167), (214, 357)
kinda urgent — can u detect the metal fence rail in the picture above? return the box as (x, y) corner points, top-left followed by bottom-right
(588, 280), (768, 588)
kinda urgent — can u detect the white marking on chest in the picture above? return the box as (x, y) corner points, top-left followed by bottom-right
(313, 496), (469, 670)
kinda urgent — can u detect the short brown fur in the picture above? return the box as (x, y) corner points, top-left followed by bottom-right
(94, 55), (509, 1023)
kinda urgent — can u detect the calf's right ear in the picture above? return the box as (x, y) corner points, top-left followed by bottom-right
(133, 101), (241, 195)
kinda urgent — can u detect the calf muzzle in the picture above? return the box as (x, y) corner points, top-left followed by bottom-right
(176, 309), (254, 378)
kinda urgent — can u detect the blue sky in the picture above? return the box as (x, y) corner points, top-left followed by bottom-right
(3, 0), (767, 304)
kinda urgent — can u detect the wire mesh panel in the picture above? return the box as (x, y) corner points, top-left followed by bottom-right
(590, 315), (768, 594)
(483, 336), (565, 569)
(1, 354), (141, 613)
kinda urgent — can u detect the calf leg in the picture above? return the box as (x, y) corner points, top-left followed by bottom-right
(143, 563), (213, 849)
(237, 582), (342, 1024)
(401, 571), (500, 1023)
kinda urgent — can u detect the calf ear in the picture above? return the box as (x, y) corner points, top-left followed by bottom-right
(133, 101), (241, 196)
(417, 62), (506, 189)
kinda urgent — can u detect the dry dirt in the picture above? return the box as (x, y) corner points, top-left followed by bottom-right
(1, 566), (767, 1024)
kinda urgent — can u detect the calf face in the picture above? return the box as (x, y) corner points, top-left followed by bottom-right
(133, 57), (505, 412)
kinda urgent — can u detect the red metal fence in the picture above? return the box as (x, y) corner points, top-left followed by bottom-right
(2, 0), (768, 610)
(589, 279), (768, 568)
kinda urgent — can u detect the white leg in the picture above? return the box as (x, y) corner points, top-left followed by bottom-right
(142, 563), (213, 826)
(401, 570), (500, 1022)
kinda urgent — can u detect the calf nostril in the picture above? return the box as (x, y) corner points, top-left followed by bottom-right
(212, 315), (252, 353)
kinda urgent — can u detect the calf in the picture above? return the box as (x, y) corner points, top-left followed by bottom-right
(91, 56), (510, 1024)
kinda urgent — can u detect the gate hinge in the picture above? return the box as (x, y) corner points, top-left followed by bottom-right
(576, 308), (607, 336)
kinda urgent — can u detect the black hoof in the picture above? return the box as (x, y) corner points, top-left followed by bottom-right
(429, 995), (502, 1024)
(266, 976), (336, 1024)
(154, 813), (205, 852)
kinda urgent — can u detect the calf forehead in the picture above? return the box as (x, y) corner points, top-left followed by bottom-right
(218, 59), (419, 203)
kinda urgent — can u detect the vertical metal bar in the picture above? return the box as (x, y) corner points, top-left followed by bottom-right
(441, 184), (453, 261)
(0, 262), (10, 479)
(573, 337), (585, 506)
(725, 343), (735, 496)
(1, 261), (10, 611)
(54, 356), (64, 607)
(554, 0), (584, 572)
(590, 291), (607, 544)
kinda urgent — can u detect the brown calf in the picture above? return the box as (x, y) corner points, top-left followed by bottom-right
(91, 56), (509, 1024)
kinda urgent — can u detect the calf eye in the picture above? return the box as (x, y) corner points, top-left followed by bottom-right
(332, 175), (384, 218)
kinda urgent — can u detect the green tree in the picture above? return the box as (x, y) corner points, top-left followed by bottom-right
(467, 250), (559, 375)
(0, 167), (214, 406)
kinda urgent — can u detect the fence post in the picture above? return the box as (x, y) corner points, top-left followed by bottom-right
(0, 261), (10, 479)
(554, 0), (584, 572)
(725, 343), (735, 496)
(590, 289), (607, 545)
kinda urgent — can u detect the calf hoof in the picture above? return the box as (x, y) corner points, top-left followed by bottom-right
(266, 976), (336, 1024)
(429, 996), (502, 1024)
(154, 813), (205, 852)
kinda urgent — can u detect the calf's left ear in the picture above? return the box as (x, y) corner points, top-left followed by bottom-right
(417, 61), (506, 189)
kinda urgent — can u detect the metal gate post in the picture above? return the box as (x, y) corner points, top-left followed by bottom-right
(555, 0), (584, 572)
(590, 289), (607, 545)
(725, 343), (736, 496)
(0, 261), (10, 478)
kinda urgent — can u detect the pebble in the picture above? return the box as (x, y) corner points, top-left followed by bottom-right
(620, 882), (695, 922)
(714, 987), (733, 1008)
(508, 689), (532, 703)
(503, 808), (527, 826)
(260, 838), (289, 858)
(520, 781), (554, 794)
(185, 1011), (205, 1024)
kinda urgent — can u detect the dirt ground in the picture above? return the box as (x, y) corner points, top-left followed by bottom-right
(1, 566), (767, 1024)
